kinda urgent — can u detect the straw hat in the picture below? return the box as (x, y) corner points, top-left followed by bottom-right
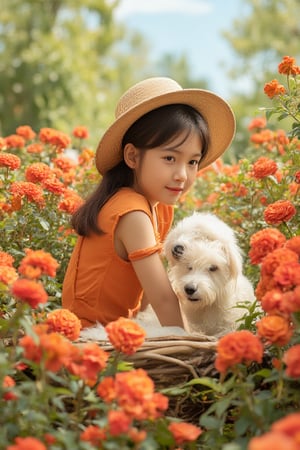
(96, 77), (235, 175)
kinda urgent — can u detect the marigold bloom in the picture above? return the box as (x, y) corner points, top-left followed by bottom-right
(10, 181), (45, 206)
(168, 422), (202, 445)
(249, 228), (286, 265)
(58, 189), (84, 214)
(2, 375), (17, 400)
(261, 248), (298, 277)
(248, 117), (267, 131)
(16, 125), (36, 140)
(39, 127), (71, 150)
(25, 162), (52, 183)
(260, 289), (286, 315)
(0, 251), (14, 267)
(278, 56), (300, 75)
(26, 143), (44, 154)
(285, 236), (300, 257)
(42, 176), (65, 195)
(273, 261), (300, 289)
(80, 425), (106, 446)
(284, 344), (300, 378)
(128, 427), (147, 444)
(4, 134), (25, 149)
(256, 315), (293, 346)
(96, 376), (116, 402)
(105, 317), (146, 355)
(248, 431), (298, 450)
(108, 409), (131, 436)
(0, 265), (19, 285)
(215, 330), (264, 374)
(252, 157), (278, 179)
(66, 342), (109, 385)
(264, 79), (286, 98)
(250, 129), (274, 145)
(45, 308), (81, 340)
(52, 155), (77, 171)
(73, 125), (89, 139)
(6, 436), (47, 450)
(11, 278), (48, 308)
(0, 152), (21, 171)
(264, 200), (296, 225)
(78, 147), (95, 165)
(18, 249), (59, 279)
(272, 412), (300, 439)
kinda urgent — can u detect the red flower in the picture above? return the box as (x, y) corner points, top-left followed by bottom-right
(2, 375), (18, 400)
(6, 436), (47, 450)
(251, 156), (278, 179)
(10, 181), (45, 206)
(283, 345), (300, 378)
(80, 425), (106, 446)
(25, 162), (52, 183)
(45, 309), (81, 340)
(248, 117), (267, 131)
(264, 79), (286, 98)
(16, 125), (36, 140)
(108, 409), (131, 436)
(248, 431), (298, 450)
(256, 315), (293, 346)
(66, 342), (109, 385)
(168, 422), (202, 445)
(73, 125), (89, 139)
(18, 249), (59, 279)
(58, 189), (84, 214)
(4, 134), (25, 149)
(249, 228), (286, 264)
(278, 56), (300, 75)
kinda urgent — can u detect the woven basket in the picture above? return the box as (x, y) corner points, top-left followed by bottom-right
(76, 334), (218, 422)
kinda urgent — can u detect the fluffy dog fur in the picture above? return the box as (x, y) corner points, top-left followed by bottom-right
(163, 212), (255, 337)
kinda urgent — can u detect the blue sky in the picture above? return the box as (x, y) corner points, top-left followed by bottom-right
(115, 0), (250, 99)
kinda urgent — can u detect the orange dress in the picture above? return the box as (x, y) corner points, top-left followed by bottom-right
(62, 187), (174, 328)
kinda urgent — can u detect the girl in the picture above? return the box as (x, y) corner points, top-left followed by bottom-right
(62, 77), (235, 329)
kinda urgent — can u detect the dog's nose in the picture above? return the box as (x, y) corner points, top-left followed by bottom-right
(172, 244), (184, 259)
(184, 284), (197, 296)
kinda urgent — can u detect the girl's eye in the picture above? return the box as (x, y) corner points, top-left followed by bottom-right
(164, 156), (175, 162)
(189, 159), (200, 166)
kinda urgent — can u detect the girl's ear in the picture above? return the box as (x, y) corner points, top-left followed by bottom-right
(123, 143), (140, 169)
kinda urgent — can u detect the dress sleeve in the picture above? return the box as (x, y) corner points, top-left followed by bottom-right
(128, 243), (163, 261)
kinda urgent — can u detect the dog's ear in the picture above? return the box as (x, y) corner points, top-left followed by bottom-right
(172, 244), (185, 260)
(223, 243), (243, 279)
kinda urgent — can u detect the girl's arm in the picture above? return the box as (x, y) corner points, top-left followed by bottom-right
(115, 211), (184, 328)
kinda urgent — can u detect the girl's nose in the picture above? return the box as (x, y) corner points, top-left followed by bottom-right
(174, 165), (187, 181)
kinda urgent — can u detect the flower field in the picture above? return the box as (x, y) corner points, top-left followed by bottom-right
(0, 56), (299, 449)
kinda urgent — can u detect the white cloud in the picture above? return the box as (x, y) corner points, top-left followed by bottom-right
(114, 0), (213, 19)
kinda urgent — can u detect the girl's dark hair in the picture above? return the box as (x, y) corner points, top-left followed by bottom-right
(72, 104), (210, 236)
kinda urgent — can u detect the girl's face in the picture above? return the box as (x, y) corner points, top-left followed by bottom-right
(132, 130), (202, 207)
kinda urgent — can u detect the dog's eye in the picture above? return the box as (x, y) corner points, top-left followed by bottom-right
(209, 265), (218, 272)
(188, 266), (193, 271)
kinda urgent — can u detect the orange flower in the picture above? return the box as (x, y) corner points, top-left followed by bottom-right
(66, 342), (109, 385)
(249, 228), (286, 264)
(52, 155), (77, 171)
(11, 278), (48, 308)
(274, 261), (300, 289)
(261, 248), (298, 277)
(105, 317), (146, 355)
(2, 375), (17, 400)
(0, 265), (19, 286)
(271, 412), (300, 440)
(285, 236), (300, 257)
(0, 152), (21, 170)
(260, 289), (286, 316)
(250, 129), (274, 145)
(168, 422), (202, 445)
(264, 200), (296, 225)
(283, 345), (300, 378)
(18, 249), (59, 279)
(128, 427), (147, 444)
(25, 162), (52, 183)
(4, 134), (25, 149)
(114, 368), (168, 420)
(16, 125), (36, 140)
(256, 315), (293, 346)
(10, 181), (45, 206)
(215, 330), (264, 374)
(58, 189), (84, 214)
(42, 177), (66, 195)
(45, 309), (81, 340)
(278, 56), (300, 75)
(78, 148), (94, 165)
(80, 425), (106, 446)
(108, 409), (131, 436)
(0, 251), (15, 267)
(6, 436), (47, 450)
(251, 156), (278, 179)
(248, 116), (267, 131)
(248, 431), (298, 450)
(73, 125), (89, 139)
(39, 127), (71, 150)
(26, 143), (44, 154)
(96, 376), (116, 402)
(264, 79), (286, 98)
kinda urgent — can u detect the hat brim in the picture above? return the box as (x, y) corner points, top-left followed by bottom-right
(96, 89), (235, 175)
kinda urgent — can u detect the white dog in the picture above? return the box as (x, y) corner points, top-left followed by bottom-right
(163, 212), (255, 337)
